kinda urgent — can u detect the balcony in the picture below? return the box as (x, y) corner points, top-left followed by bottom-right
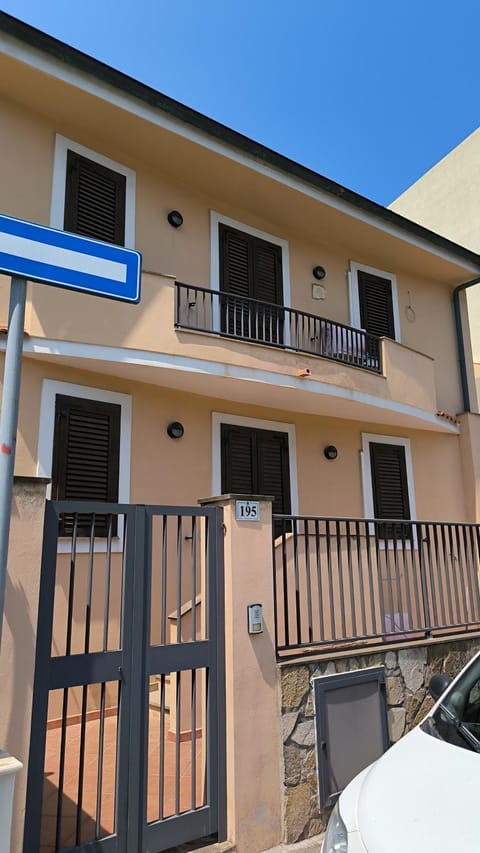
(175, 282), (382, 374)
(273, 515), (480, 658)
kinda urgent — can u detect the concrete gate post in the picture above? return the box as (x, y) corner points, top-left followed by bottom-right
(0, 476), (48, 853)
(199, 494), (283, 853)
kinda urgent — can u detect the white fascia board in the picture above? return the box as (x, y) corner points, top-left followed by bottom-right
(1, 31), (479, 275)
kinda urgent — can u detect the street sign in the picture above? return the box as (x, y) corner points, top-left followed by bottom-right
(0, 213), (141, 303)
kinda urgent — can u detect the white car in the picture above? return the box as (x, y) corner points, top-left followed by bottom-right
(322, 650), (480, 853)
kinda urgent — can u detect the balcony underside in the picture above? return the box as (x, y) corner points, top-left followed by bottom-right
(20, 338), (457, 433)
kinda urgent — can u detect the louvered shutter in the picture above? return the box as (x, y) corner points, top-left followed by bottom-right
(219, 224), (284, 343)
(220, 424), (291, 537)
(221, 424), (255, 495)
(64, 150), (126, 246)
(369, 442), (411, 539)
(257, 430), (291, 537)
(220, 226), (251, 337)
(358, 270), (395, 340)
(252, 238), (284, 344)
(52, 395), (121, 536)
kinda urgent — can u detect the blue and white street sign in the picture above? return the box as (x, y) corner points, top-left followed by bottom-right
(0, 213), (141, 303)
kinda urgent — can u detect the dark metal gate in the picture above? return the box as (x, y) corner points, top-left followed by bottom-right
(24, 501), (226, 853)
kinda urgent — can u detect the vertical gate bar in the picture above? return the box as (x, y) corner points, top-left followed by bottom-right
(392, 530), (405, 632)
(76, 515), (96, 845)
(468, 526), (480, 622)
(103, 515), (114, 652)
(432, 524), (446, 627)
(161, 515), (168, 645)
(374, 523), (386, 633)
(158, 673), (166, 821)
(177, 515), (182, 643)
(354, 520), (366, 637)
(108, 509), (133, 850)
(95, 515), (114, 839)
(364, 520), (377, 635)
(314, 519), (325, 643)
(454, 524), (468, 624)
(383, 530), (395, 635)
(462, 525), (474, 623)
(418, 524), (431, 633)
(211, 506), (227, 839)
(54, 687), (69, 852)
(126, 506), (149, 853)
(23, 502), (60, 853)
(191, 516), (197, 642)
(95, 681), (106, 839)
(346, 521), (356, 638)
(303, 519), (313, 643)
(292, 519), (302, 644)
(440, 524), (454, 625)
(457, 524), (468, 622)
(55, 514), (79, 851)
(281, 521), (290, 648)
(271, 519), (280, 653)
(326, 520), (336, 640)
(400, 526), (413, 633)
(66, 515), (79, 655)
(408, 523), (422, 628)
(191, 667), (197, 810)
(448, 524), (461, 624)
(425, 523), (439, 628)
(335, 520), (346, 640)
(175, 670), (182, 814)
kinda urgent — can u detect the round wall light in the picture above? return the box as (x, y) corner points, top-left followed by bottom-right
(167, 421), (185, 439)
(312, 265), (326, 280)
(324, 445), (338, 460)
(167, 210), (184, 228)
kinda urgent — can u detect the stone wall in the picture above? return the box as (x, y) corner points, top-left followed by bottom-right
(280, 637), (480, 843)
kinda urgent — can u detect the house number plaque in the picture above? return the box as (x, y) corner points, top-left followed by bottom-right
(235, 500), (260, 522)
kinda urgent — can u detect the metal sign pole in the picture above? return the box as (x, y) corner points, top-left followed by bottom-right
(0, 276), (27, 648)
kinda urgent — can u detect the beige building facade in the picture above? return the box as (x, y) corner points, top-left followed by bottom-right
(2, 12), (480, 853)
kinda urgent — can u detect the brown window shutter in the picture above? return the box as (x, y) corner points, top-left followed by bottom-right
(219, 224), (283, 342)
(220, 423), (291, 537)
(369, 442), (411, 538)
(64, 150), (126, 246)
(52, 394), (121, 536)
(358, 270), (395, 339)
(220, 424), (255, 495)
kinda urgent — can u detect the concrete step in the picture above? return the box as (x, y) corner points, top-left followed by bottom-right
(261, 834), (324, 852)
(164, 841), (235, 853)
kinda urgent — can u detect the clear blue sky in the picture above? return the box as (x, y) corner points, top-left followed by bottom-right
(0, 0), (478, 206)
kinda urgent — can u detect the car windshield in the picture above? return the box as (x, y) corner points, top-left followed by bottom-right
(423, 655), (480, 753)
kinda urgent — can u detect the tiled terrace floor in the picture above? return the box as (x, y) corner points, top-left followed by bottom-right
(41, 712), (204, 852)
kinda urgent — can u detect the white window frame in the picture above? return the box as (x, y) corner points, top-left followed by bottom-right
(348, 261), (401, 343)
(210, 210), (292, 344)
(360, 432), (416, 523)
(50, 134), (136, 248)
(37, 379), (132, 552)
(211, 411), (299, 515)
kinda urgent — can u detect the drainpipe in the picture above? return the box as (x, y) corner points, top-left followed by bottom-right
(453, 275), (480, 412)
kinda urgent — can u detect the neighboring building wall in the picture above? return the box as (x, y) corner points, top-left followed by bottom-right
(280, 636), (480, 843)
(390, 127), (480, 365)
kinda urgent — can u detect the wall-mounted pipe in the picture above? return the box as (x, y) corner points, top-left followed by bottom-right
(453, 275), (480, 413)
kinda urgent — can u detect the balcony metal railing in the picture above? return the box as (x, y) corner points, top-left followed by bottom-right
(272, 515), (480, 657)
(175, 282), (382, 373)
